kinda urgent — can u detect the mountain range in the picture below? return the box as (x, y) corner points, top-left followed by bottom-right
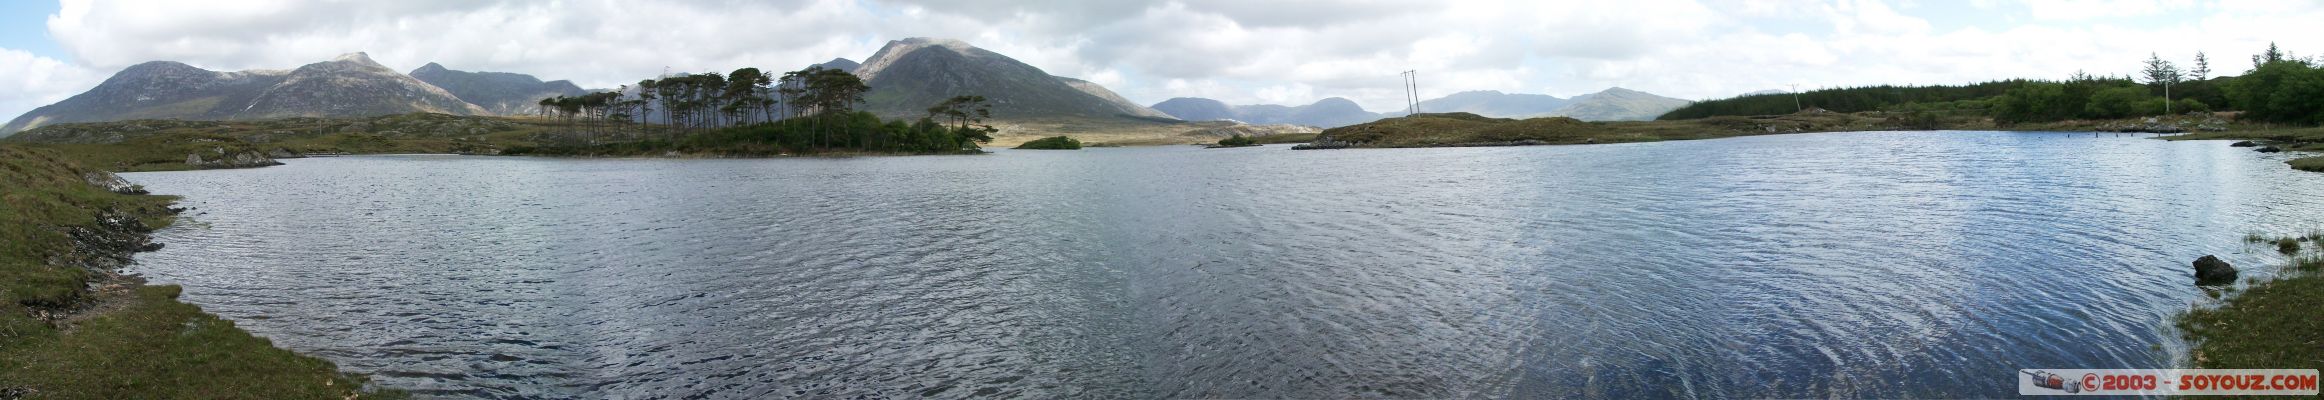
(409, 62), (589, 115)
(4, 37), (1692, 138)
(1150, 88), (1692, 128)
(0, 53), (497, 135)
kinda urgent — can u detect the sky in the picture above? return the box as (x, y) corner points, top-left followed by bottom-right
(3, 0), (2322, 122)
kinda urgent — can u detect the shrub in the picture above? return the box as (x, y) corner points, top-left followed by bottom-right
(1217, 134), (1257, 147)
(1013, 136), (1082, 150)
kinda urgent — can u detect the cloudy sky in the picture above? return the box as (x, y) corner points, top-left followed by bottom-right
(3, 0), (2321, 121)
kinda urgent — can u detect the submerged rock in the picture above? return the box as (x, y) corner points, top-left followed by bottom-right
(2256, 146), (2284, 153)
(2193, 255), (2237, 286)
(2230, 141), (2258, 147)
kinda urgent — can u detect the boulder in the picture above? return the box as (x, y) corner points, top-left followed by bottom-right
(2194, 255), (2237, 286)
(2231, 141), (2258, 147)
(2256, 146), (2284, 153)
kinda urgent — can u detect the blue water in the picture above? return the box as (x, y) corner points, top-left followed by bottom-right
(124, 131), (2324, 398)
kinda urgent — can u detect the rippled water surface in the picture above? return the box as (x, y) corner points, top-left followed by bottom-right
(124, 132), (2324, 398)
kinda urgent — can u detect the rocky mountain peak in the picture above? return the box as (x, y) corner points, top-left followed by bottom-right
(856, 37), (982, 81)
(332, 52), (379, 65)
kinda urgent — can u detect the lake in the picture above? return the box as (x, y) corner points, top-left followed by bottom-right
(123, 131), (2324, 398)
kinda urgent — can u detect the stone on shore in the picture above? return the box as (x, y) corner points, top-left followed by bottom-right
(2194, 255), (2237, 286)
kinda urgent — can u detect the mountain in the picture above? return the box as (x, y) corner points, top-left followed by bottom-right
(813, 58), (861, 72)
(1414, 90), (1571, 117)
(1148, 97), (1388, 127)
(1151, 98), (1237, 121)
(1538, 87), (1693, 121)
(853, 38), (1171, 121)
(2, 52), (485, 135)
(409, 62), (588, 115)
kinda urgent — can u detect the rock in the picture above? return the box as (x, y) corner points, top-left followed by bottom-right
(2194, 255), (2237, 285)
(2231, 141), (2258, 147)
(82, 172), (146, 195)
(2256, 146), (2284, 153)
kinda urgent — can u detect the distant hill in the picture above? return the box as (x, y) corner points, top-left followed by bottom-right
(853, 38), (1172, 121)
(409, 62), (589, 116)
(1148, 97), (1388, 128)
(2, 52), (486, 136)
(1407, 88), (1689, 121)
(1150, 87), (1692, 128)
(1415, 90), (1571, 117)
(1537, 87), (1693, 121)
(814, 58), (860, 72)
(1151, 98), (1237, 121)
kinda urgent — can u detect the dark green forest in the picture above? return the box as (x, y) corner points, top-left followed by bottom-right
(1661, 44), (2324, 125)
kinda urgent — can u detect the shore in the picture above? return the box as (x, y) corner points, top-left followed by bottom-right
(0, 144), (400, 398)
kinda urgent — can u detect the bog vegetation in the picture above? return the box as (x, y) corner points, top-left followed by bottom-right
(1662, 44), (2324, 126)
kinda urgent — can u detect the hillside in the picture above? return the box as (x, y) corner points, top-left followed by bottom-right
(1, 53), (485, 136)
(1536, 87), (1692, 121)
(409, 62), (589, 115)
(854, 38), (1169, 121)
(5, 113), (568, 170)
(1416, 90), (1570, 117)
(1147, 97), (1388, 127)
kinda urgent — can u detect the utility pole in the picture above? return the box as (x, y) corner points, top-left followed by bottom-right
(1401, 71), (1411, 116)
(1789, 83), (1802, 113)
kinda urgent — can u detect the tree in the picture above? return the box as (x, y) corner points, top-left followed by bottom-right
(634, 79), (658, 137)
(2255, 42), (2285, 70)
(924, 95), (994, 132)
(2142, 53), (2182, 89)
(2192, 52), (2211, 81)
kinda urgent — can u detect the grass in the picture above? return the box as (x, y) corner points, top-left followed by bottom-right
(2178, 256), (2324, 370)
(2178, 234), (2324, 371)
(0, 144), (400, 398)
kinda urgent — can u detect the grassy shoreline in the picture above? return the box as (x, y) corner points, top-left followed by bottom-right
(2178, 239), (2324, 371)
(0, 144), (400, 398)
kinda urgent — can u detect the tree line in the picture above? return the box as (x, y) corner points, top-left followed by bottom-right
(525, 65), (999, 155)
(1658, 43), (2324, 125)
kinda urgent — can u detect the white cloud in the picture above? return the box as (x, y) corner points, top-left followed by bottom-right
(19, 0), (2324, 116)
(0, 48), (104, 126)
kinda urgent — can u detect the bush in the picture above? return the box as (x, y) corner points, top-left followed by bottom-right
(1013, 136), (1082, 150)
(1216, 134), (1258, 147)
(2279, 238), (2303, 255)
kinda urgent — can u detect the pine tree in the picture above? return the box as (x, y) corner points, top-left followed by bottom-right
(2191, 52), (2210, 81)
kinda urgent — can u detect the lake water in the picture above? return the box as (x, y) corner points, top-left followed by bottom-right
(124, 131), (2324, 399)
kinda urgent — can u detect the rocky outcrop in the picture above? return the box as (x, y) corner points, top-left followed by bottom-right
(185, 146), (283, 169)
(81, 172), (147, 195)
(1291, 135), (1356, 150)
(2194, 255), (2237, 286)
